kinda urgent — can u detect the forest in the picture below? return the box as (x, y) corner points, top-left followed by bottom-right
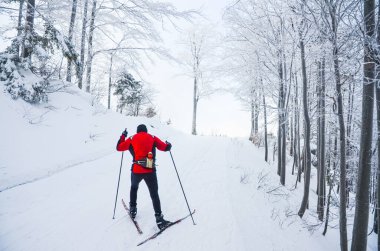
(0, 0), (379, 250)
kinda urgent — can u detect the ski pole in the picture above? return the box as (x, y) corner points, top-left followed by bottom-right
(112, 152), (124, 219)
(169, 150), (196, 225)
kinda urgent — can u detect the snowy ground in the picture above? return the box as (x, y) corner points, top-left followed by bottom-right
(0, 84), (377, 250)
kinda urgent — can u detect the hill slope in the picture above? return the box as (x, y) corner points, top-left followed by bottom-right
(0, 84), (376, 250)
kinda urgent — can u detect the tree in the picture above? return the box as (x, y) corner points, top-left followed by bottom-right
(297, 0), (312, 217)
(1, 0), (80, 103)
(223, 0), (292, 176)
(85, 0), (96, 93)
(9, 0), (25, 62)
(180, 25), (218, 135)
(145, 107), (157, 118)
(262, 82), (269, 162)
(317, 57), (326, 221)
(351, 0), (376, 250)
(189, 30), (206, 135)
(78, 0), (195, 96)
(66, 0), (78, 82)
(376, 2), (380, 246)
(190, 33), (201, 135)
(326, 2), (348, 249)
(307, 1), (361, 248)
(21, 0), (36, 60)
(78, 0), (89, 89)
(114, 71), (149, 116)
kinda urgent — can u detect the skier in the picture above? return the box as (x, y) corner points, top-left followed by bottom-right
(116, 124), (172, 230)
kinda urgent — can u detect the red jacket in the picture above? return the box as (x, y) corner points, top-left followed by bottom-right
(116, 132), (169, 174)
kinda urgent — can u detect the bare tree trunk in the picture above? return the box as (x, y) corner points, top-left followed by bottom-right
(136, 101), (140, 116)
(191, 39), (201, 136)
(290, 106), (294, 157)
(78, 0), (89, 89)
(298, 29), (311, 218)
(297, 146), (304, 184)
(281, 119), (286, 185)
(85, 0), (97, 93)
(377, 63), (380, 251)
(280, 52), (287, 185)
(321, 58), (326, 201)
(107, 54), (114, 109)
(295, 72), (300, 174)
(11, 0), (24, 61)
(192, 76), (198, 135)
(335, 43), (348, 251)
(351, 1), (375, 250)
(263, 89), (268, 162)
(323, 161), (336, 236)
(255, 95), (259, 134)
(375, 3), (380, 247)
(325, 3), (348, 249)
(333, 122), (338, 192)
(277, 118), (282, 176)
(249, 88), (255, 141)
(317, 57), (326, 221)
(278, 52), (286, 185)
(377, 84), (380, 249)
(66, 0), (78, 82)
(317, 62), (321, 197)
(373, 168), (377, 206)
(346, 81), (354, 141)
(323, 122), (334, 235)
(346, 80), (355, 205)
(292, 74), (297, 175)
(21, 0), (35, 60)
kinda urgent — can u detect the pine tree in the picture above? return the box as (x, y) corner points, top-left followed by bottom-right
(114, 72), (144, 116)
(145, 107), (157, 118)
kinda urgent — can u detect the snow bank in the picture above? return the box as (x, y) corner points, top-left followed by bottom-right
(0, 83), (169, 192)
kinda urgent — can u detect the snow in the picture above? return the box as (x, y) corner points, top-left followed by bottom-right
(0, 84), (377, 250)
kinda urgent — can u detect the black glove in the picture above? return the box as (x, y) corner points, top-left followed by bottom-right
(165, 141), (172, 151)
(122, 129), (128, 137)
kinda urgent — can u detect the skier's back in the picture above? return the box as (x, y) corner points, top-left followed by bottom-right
(116, 124), (172, 229)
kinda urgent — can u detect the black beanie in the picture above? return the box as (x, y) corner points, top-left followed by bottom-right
(137, 124), (148, 133)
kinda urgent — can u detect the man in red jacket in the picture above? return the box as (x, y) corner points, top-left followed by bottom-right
(116, 124), (172, 230)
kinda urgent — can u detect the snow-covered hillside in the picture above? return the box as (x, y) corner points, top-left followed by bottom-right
(0, 84), (376, 251)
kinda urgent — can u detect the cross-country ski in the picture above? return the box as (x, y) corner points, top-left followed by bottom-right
(121, 199), (143, 234)
(137, 210), (196, 246)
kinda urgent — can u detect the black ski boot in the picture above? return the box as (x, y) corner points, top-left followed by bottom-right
(129, 202), (137, 219)
(155, 213), (171, 230)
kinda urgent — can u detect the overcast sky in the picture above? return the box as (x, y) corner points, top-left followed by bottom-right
(143, 0), (251, 138)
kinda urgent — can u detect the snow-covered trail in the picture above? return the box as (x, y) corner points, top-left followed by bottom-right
(0, 84), (355, 251)
(0, 137), (239, 251)
(0, 135), (340, 251)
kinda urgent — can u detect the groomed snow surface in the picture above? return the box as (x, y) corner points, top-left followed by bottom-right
(0, 84), (377, 251)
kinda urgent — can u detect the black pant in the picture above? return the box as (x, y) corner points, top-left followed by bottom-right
(130, 172), (161, 214)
